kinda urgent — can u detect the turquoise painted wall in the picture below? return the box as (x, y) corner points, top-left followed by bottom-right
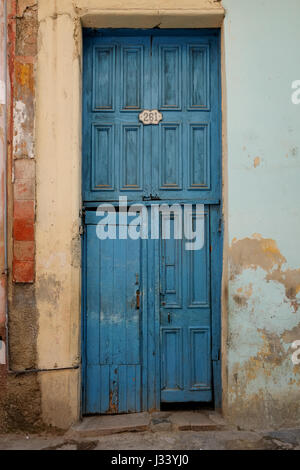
(223, 0), (300, 427)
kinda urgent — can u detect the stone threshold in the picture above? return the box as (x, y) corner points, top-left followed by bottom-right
(69, 410), (227, 438)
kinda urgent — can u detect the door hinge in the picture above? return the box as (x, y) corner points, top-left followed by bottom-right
(79, 225), (85, 236)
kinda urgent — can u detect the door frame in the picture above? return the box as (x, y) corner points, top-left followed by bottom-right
(81, 28), (223, 414)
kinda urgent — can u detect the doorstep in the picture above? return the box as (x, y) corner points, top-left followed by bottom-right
(70, 411), (227, 438)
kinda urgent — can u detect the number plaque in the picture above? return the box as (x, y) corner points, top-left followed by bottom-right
(139, 109), (163, 125)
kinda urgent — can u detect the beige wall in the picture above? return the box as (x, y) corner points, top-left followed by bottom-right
(36, 0), (225, 429)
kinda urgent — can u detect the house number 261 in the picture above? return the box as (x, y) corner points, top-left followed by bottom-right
(139, 109), (163, 125)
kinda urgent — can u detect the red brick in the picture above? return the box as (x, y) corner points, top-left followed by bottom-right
(17, 1), (37, 18)
(14, 241), (35, 261)
(13, 260), (34, 283)
(14, 200), (34, 221)
(13, 219), (34, 241)
(8, 0), (17, 17)
(14, 159), (35, 180)
(14, 179), (35, 200)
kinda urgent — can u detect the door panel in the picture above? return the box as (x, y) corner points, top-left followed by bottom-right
(83, 31), (220, 203)
(85, 221), (143, 414)
(151, 36), (219, 201)
(160, 208), (212, 402)
(83, 35), (152, 201)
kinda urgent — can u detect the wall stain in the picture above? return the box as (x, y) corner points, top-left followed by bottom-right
(229, 234), (286, 280)
(233, 283), (253, 308)
(37, 274), (62, 312)
(228, 234), (300, 428)
(266, 269), (300, 312)
(253, 156), (260, 168)
(281, 324), (300, 344)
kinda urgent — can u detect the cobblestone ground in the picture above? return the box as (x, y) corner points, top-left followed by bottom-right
(0, 428), (300, 450)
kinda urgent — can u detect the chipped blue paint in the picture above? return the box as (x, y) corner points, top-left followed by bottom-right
(82, 29), (222, 414)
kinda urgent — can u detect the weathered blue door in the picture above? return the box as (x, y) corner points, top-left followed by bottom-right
(160, 208), (213, 402)
(82, 30), (221, 414)
(84, 212), (144, 413)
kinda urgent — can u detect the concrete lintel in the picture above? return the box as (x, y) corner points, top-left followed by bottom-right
(80, 9), (225, 29)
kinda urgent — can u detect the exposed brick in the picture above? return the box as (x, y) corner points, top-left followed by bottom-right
(13, 219), (34, 241)
(13, 200), (35, 221)
(13, 261), (34, 283)
(14, 159), (35, 180)
(14, 179), (35, 200)
(8, 0), (17, 17)
(16, 3), (38, 57)
(17, 0), (37, 18)
(14, 241), (34, 261)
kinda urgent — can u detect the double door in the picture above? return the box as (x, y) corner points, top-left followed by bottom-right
(82, 29), (221, 414)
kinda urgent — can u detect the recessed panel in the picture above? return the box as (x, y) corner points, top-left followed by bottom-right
(161, 234), (182, 308)
(121, 46), (143, 110)
(160, 124), (182, 189)
(161, 328), (183, 391)
(188, 124), (210, 190)
(92, 124), (114, 191)
(93, 46), (115, 111)
(159, 46), (181, 109)
(189, 328), (210, 390)
(188, 212), (210, 307)
(121, 125), (143, 190)
(188, 45), (209, 110)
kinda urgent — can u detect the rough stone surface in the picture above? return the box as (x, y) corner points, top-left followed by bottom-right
(169, 411), (226, 431)
(1, 426), (300, 450)
(70, 411), (227, 438)
(71, 412), (151, 437)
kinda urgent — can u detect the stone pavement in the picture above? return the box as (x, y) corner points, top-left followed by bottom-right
(0, 411), (300, 450)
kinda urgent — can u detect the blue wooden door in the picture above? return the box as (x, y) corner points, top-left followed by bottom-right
(160, 208), (212, 402)
(82, 30), (221, 414)
(84, 212), (144, 413)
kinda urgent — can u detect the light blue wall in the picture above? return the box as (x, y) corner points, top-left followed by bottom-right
(223, 0), (300, 427)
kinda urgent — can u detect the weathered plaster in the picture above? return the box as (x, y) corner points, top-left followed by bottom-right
(36, 0), (225, 429)
(38, 0), (225, 28)
(35, 0), (300, 430)
(223, 0), (300, 428)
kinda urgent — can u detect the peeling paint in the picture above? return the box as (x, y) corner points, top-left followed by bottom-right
(253, 156), (260, 168)
(13, 100), (34, 158)
(37, 274), (62, 310)
(266, 268), (300, 310)
(227, 225), (300, 427)
(229, 235), (286, 280)
(0, 340), (5, 364)
(282, 324), (300, 344)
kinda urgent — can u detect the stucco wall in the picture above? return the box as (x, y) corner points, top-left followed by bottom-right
(2, 0), (300, 431)
(35, 0), (225, 430)
(223, 0), (300, 427)
(36, 0), (300, 429)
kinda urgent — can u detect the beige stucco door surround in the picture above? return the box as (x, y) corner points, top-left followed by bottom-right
(36, 0), (225, 429)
